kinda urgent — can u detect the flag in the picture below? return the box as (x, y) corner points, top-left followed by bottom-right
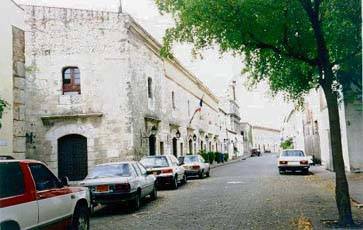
(189, 96), (204, 125)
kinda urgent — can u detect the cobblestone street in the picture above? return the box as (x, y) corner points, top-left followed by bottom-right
(91, 154), (363, 229)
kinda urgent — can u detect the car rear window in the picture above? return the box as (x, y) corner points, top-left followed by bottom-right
(0, 162), (25, 198)
(86, 163), (131, 179)
(281, 150), (304, 157)
(183, 156), (199, 164)
(140, 156), (169, 168)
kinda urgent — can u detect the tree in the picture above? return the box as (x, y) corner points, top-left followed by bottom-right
(156, 0), (361, 226)
(0, 98), (8, 129)
(280, 137), (294, 149)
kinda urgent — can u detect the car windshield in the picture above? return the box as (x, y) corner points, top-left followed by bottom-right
(281, 150), (304, 157)
(183, 156), (199, 164)
(140, 156), (169, 168)
(86, 163), (131, 179)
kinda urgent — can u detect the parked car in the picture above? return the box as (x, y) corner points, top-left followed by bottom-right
(277, 149), (310, 174)
(250, 148), (261, 157)
(80, 161), (157, 210)
(0, 159), (91, 230)
(140, 155), (186, 189)
(0, 155), (14, 160)
(178, 155), (210, 179)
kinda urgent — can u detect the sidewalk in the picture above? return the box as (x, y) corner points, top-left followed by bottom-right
(210, 155), (249, 169)
(347, 172), (363, 208)
(313, 166), (363, 208)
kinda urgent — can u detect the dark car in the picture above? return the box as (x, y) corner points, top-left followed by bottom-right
(250, 148), (261, 157)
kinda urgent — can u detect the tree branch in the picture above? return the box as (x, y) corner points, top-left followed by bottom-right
(248, 32), (318, 66)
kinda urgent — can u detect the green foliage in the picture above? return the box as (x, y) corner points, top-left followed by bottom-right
(223, 153), (229, 162)
(207, 151), (215, 164)
(156, 0), (361, 104)
(0, 98), (9, 129)
(280, 138), (294, 150)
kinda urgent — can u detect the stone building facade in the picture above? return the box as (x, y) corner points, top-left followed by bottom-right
(0, 0), (26, 158)
(23, 5), (239, 180)
(251, 126), (281, 153)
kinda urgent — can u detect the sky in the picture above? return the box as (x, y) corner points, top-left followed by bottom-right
(16, 0), (292, 129)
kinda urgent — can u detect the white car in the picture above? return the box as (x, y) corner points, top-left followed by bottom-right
(80, 161), (157, 211)
(140, 155), (187, 189)
(278, 149), (310, 174)
(178, 155), (210, 179)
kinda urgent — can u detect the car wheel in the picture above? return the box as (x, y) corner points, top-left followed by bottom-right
(199, 170), (204, 179)
(131, 191), (141, 211)
(171, 176), (178, 189)
(182, 174), (187, 184)
(150, 185), (157, 201)
(303, 169), (309, 175)
(206, 169), (210, 177)
(71, 204), (90, 230)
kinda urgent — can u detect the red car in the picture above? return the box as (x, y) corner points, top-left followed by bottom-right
(0, 159), (91, 230)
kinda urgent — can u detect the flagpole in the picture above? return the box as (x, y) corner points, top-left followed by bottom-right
(188, 94), (204, 126)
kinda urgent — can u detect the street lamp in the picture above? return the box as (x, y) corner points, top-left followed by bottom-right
(176, 130), (181, 139)
(193, 134), (197, 141)
(150, 126), (158, 136)
(205, 135), (209, 141)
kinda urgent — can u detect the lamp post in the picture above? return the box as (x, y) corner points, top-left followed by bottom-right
(150, 126), (158, 136)
(176, 130), (181, 139)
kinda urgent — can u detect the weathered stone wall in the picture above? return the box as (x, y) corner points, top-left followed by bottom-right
(12, 26), (26, 158)
(24, 5), (134, 173)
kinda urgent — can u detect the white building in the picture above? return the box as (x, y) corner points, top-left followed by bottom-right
(22, 5), (244, 180)
(0, 0), (26, 158)
(251, 125), (281, 153)
(281, 109), (305, 151)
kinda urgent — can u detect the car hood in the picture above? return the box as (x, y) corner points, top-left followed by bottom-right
(278, 156), (309, 161)
(79, 176), (131, 186)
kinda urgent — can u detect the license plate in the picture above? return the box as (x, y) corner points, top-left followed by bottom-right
(288, 162), (300, 166)
(96, 185), (109, 192)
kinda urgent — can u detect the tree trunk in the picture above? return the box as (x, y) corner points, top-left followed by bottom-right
(321, 82), (354, 226)
(299, 0), (354, 225)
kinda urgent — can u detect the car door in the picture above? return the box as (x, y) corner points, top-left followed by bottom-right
(0, 162), (38, 229)
(28, 163), (74, 227)
(137, 163), (154, 194)
(170, 156), (183, 181)
(131, 163), (148, 197)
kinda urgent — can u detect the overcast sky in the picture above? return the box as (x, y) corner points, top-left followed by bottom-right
(16, 0), (292, 129)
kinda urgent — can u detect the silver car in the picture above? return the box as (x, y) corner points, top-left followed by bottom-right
(178, 155), (210, 179)
(140, 155), (187, 189)
(80, 161), (157, 210)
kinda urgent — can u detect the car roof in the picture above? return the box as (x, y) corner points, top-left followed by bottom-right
(0, 159), (44, 164)
(95, 161), (137, 166)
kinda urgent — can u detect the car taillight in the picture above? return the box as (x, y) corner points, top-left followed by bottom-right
(300, 160), (309, 165)
(114, 183), (130, 193)
(279, 161), (288, 164)
(192, 165), (200, 170)
(161, 168), (173, 174)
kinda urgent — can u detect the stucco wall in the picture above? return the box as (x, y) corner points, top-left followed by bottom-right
(0, 1), (25, 157)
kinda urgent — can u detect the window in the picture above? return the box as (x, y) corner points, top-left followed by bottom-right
(86, 164), (130, 179)
(172, 91), (175, 109)
(62, 67), (80, 94)
(0, 162), (24, 198)
(132, 163), (142, 176)
(147, 77), (153, 99)
(29, 163), (61, 191)
(136, 163), (147, 175)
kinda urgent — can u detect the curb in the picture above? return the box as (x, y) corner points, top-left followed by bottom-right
(210, 155), (249, 169)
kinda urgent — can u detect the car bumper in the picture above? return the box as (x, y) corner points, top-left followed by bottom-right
(185, 170), (200, 177)
(91, 191), (137, 205)
(278, 165), (309, 170)
(156, 175), (174, 186)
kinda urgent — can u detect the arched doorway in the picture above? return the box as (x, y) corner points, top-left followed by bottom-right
(172, 137), (177, 157)
(189, 139), (193, 154)
(58, 134), (87, 181)
(149, 135), (156, 156)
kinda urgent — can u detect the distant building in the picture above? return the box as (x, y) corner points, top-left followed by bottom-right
(240, 122), (253, 154)
(281, 109), (305, 151)
(251, 125), (281, 153)
(0, 1), (26, 158)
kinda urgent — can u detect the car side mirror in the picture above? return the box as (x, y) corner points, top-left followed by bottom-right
(60, 176), (69, 186)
